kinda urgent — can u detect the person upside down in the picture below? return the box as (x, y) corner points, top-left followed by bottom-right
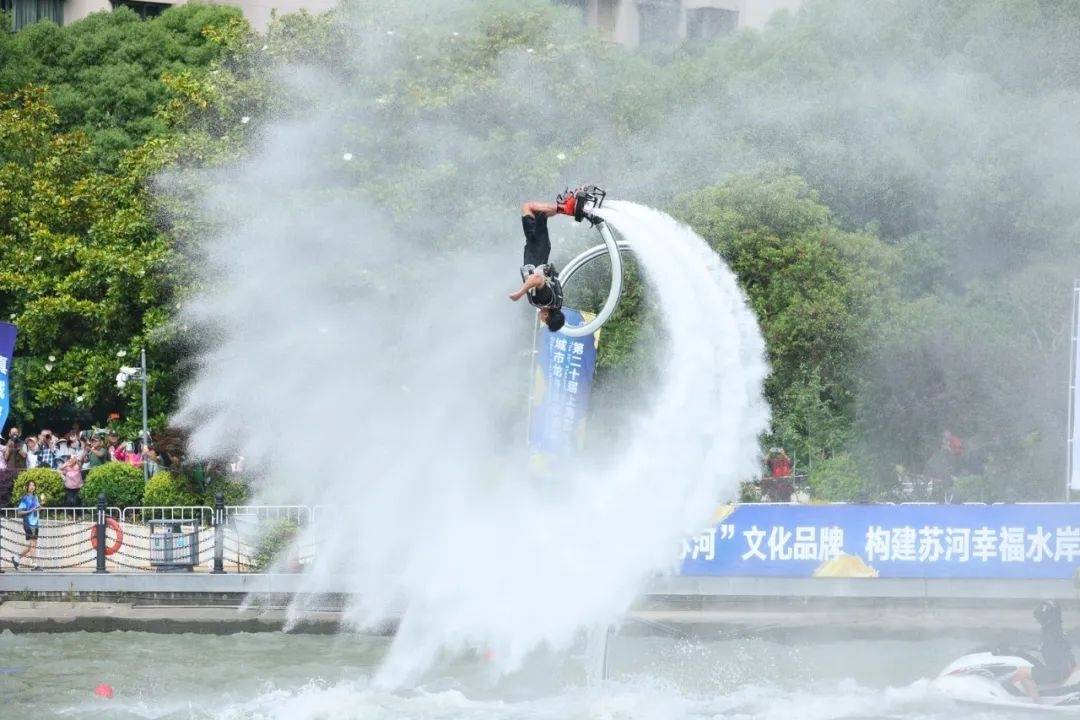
(509, 190), (587, 333)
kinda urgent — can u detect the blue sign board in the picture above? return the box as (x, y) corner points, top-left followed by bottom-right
(0, 322), (15, 432)
(679, 503), (1080, 579)
(528, 308), (598, 456)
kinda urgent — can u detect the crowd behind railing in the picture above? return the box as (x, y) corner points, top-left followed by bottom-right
(0, 424), (241, 504)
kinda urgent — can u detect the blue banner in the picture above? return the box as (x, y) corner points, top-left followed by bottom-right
(679, 503), (1080, 579)
(0, 322), (15, 432)
(527, 308), (598, 457)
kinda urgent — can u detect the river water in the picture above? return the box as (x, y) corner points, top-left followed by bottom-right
(0, 628), (1038, 719)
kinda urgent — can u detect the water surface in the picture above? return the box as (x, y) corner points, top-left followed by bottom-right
(0, 628), (1038, 719)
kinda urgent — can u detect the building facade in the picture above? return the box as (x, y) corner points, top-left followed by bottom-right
(6, 0), (801, 38)
(563, 0), (804, 46)
(5, 0), (336, 30)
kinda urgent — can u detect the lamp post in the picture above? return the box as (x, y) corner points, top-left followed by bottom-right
(116, 348), (150, 483)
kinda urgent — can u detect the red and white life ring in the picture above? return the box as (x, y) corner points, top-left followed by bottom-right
(88, 517), (124, 556)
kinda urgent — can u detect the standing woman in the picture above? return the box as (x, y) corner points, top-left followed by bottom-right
(60, 454), (84, 507)
(12, 480), (42, 570)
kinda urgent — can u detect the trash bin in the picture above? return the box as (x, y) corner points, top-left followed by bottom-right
(149, 519), (199, 572)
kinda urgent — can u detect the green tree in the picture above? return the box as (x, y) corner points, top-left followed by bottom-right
(0, 5), (243, 167)
(672, 173), (899, 467)
(0, 87), (177, 431)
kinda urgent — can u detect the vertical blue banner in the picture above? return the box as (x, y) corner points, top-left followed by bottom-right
(528, 308), (598, 457)
(0, 322), (15, 432)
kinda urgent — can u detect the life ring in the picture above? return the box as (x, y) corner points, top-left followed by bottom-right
(88, 517), (124, 556)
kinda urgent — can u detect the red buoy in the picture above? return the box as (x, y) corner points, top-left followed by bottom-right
(93, 683), (114, 699)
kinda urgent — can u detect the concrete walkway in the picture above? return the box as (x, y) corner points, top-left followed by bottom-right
(0, 600), (1070, 640)
(3, 573), (1079, 636)
(2, 571), (1077, 600)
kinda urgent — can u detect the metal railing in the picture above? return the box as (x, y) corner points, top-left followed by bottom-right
(0, 497), (313, 575)
(0, 506), (121, 522)
(122, 505), (214, 525)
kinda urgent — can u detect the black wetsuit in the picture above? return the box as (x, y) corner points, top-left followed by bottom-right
(1034, 625), (1076, 685)
(520, 213), (562, 309)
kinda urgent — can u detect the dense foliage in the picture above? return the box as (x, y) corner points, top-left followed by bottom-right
(80, 462), (144, 507)
(251, 519), (299, 570)
(2, 0), (1078, 500)
(142, 469), (199, 506)
(11, 467), (64, 506)
(0, 5), (241, 167)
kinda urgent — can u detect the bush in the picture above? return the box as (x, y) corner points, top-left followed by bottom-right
(11, 468), (65, 506)
(809, 454), (865, 502)
(142, 470), (200, 507)
(80, 462), (144, 508)
(252, 519), (299, 571)
(199, 476), (251, 506)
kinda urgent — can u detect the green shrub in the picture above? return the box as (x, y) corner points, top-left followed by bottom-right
(80, 462), (144, 508)
(11, 468), (65, 506)
(252, 519), (299, 571)
(740, 480), (763, 503)
(953, 475), (990, 503)
(142, 470), (200, 507)
(200, 476), (251, 506)
(808, 454), (864, 502)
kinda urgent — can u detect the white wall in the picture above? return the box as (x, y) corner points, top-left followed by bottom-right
(584, 0), (803, 46)
(63, 0), (113, 25)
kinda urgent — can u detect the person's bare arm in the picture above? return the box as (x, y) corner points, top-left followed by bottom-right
(521, 201), (557, 218)
(509, 273), (546, 301)
(1012, 667), (1040, 702)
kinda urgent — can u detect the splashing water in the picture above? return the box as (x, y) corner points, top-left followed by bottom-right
(175, 189), (767, 685)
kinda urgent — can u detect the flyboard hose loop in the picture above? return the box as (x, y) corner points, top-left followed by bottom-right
(551, 185), (630, 338)
(556, 221), (628, 338)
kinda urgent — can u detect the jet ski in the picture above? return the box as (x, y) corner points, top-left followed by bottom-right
(932, 647), (1080, 711)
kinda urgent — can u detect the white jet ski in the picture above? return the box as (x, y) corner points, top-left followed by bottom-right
(933, 647), (1080, 711)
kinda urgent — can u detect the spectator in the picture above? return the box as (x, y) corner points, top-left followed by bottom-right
(60, 454), (84, 507)
(942, 429), (964, 457)
(0, 429), (15, 497)
(55, 436), (72, 465)
(106, 431), (120, 459)
(23, 436), (39, 468)
(37, 430), (58, 470)
(767, 447), (793, 478)
(762, 447), (794, 502)
(12, 480), (42, 570)
(129, 441), (143, 468)
(115, 440), (141, 468)
(83, 436), (109, 470)
(142, 440), (173, 478)
(5, 427), (27, 471)
(6, 427), (25, 468)
(65, 431), (83, 459)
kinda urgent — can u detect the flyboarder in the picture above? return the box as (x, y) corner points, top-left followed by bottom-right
(509, 186), (606, 333)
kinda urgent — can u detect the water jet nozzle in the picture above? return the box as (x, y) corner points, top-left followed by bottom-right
(557, 185), (607, 223)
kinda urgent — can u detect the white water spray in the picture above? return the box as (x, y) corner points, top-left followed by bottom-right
(175, 185), (767, 685)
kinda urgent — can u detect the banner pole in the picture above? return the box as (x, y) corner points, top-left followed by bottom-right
(524, 317), (539, 448)
(1067, 281), (1080, 502)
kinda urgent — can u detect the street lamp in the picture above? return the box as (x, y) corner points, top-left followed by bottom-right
(116, 348), (149, 483)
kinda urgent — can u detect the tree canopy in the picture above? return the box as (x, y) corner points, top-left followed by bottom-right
(2, 0), (1079, 500)
(0, 4), (241, 167)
